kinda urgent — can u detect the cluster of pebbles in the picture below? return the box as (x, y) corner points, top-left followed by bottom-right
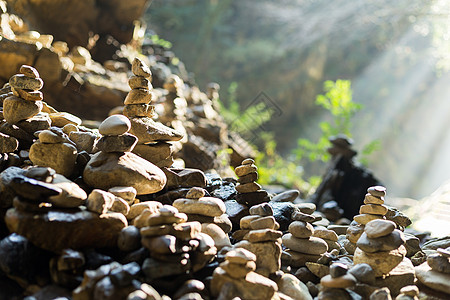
(1, 65), (450, 299)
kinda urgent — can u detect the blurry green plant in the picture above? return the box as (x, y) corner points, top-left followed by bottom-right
(294, 79), (379, 166)
(149, 34), (172, 49)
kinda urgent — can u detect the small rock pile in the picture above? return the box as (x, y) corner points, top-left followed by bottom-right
(354, 218), (407, 277)
(234, 203), (283, 276)
(124, 57), (183, 168)
(210, 247), (278, 299)
(29, 127), (77, 177)
(234, 158), (270, 206)
(318, 262), (357, 299)
(173, 187), (231, 249)
(345, 185), (389, 254)
(83, 114), (167, 195)
(282, 208), (328, 267)
(137, 205), (217, 280)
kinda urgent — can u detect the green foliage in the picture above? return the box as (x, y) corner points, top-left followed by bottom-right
(149, 34), (172, 49)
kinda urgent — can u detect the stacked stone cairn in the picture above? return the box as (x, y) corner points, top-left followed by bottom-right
(211, 247), (278, 299)
(415, 246), (450, 295)
(345, 186), (389, 254)
(282, 208), (328, 267)
(161, 74), (187, 126)
(136, 205), (217, 280)
(318, 262), (357, 300)
(124, 57), (183, 168)
(234, 203), (283, 276)
(173, 186), (231, 249)
(353, 218), (406, 277)
(83, 114), (167, 195)
(29, 127), (77, 177)
(234, 158), (270, 207)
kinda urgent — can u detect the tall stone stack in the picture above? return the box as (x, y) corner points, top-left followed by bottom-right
(353, 218), (406, 277)
(281, 209), (328, 267)
(124, 57), (183, 168)
(3, 65), (51, 135)
(234, 203), (283, 276)
(234, 158), (270, 207)
(318, 263), (357, 300)
(345, 185), (389, 254)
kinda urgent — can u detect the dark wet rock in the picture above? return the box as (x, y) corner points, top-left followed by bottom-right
(224, 200), (248, 230)
(0, 233), (52, 286)
(385, 207), (412, 229)
(268, 201), (296, 232)
(163, 168), (207, 190)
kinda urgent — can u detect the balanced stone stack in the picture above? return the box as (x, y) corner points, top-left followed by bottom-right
(353, 218), (407, 277)
(415, 246), (450, 295)
(124, 57), (183, 168)
(160, 74), (187, 125)
(29, 127), (78, 177)
(210, 248), (278, 299)
(138, 205), (217, 279)
(83, 114), (167, 195)
(234, 158), (270, 207)
(173, 187), (231, 248)
(318, 263), (357, 300)
(282, 209), (328, 267)
(234, 203), (283, 276)
(345, 186), (389, 254)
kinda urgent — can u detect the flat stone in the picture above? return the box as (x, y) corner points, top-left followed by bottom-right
(226, 247), (257, 264)
(240, 215), (260, 229)
(360, 204), (388, 216)
(249, 216), (276, 230)
(96, 133), (138, 153)
(373, 257), (415, 296)
(354, 214), (384, 225)
(400, 285), (419, 297)
(127, 201), (162, 220)
(16, 113), (51, 133)
(285, 250), (321, 267)
(356, 230), (405, 253)
(365, 219), (396, 238)
(108, 186), (137, 204)
(83, 151), (167, 195)
(313, 228), (338, 242)
(29, 142), (77, 177)
(146, 212), (187, 226)
(364, 193), (384, 205)
(249, 203), (273, 216)
(5, 208), (127, 253)
(415, 261), (450, 295)
(129, 76), (152, 90)
(98, 115), (131, 136)
(282, 233), (328, 255)
(48, 174), (87, 208)
(131, 58), (152, 78)
(247, 229), (282, 243)
(292, 211), (315, 222)
(124, 88), (153, 105)
(3, 96), (43, 124)
(0, 132), (18, 153)
(327, 225), (349, 236)
(20, 65), (39, 78)
(129, 117), (183, 142)
(368, 186), (386, 198)
(123, 103), (155, 118)
(320, 274), (357, 288)
(272, 190), (300, 202)
(9, 175), (61, 201)
(235, 190), (270, 206)
(235, 164), (258, 177)
(295, 203), (316, 215)
(237, 172), (258, 184)
(9, 74), (43, 90)
(289, 221), (314, 238)
(49, 112), (82, 127)
(278, 273), (313, 300)
(12, 88), (43, 101)
(353, 245), (407, 277)
(173, 197), (226, 217)
(346, 223), (365, 243)
(236, 182), (261, 193)
(427, 253), (450, 273)
(241, 158), (254, 165)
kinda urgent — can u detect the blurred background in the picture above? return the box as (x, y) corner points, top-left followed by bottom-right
(146, 0), (450, 199)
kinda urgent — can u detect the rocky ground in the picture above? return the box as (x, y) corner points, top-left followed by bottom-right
(0, 1), (449, 300)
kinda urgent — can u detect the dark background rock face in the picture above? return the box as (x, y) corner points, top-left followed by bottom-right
(5, 0), (152, 48)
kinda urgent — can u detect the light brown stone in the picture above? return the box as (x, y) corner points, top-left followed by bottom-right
(3, 96), (43, 124)
(29, 142), (77, 177)
(360, 204), (388, 216)
(354, 214), (384, 225)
